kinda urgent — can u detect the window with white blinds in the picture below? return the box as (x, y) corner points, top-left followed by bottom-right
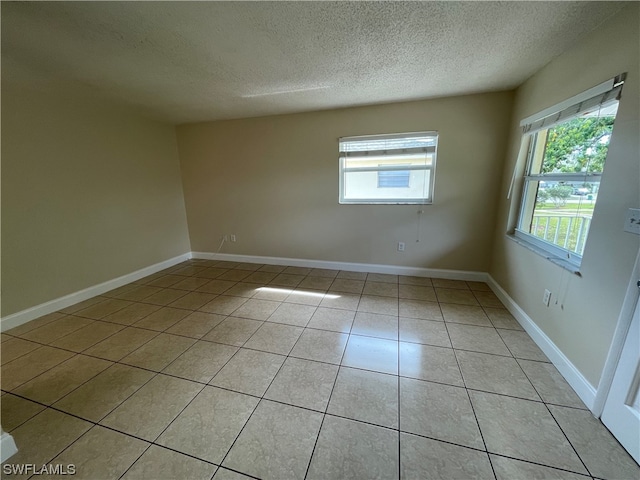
(338, 132), (438, 204)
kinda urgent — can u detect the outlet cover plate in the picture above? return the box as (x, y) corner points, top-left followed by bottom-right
(624, 208), (640, 235)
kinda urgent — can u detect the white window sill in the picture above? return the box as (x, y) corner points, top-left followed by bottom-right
(506, 234), (582, 276)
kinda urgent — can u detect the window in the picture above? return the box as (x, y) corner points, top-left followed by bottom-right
(514, 74), (625, 267)
(339, 132), (437, 204)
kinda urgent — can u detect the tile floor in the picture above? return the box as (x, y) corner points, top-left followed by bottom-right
(1, 259), (639, 480)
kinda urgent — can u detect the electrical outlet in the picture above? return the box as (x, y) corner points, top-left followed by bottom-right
(543, 289), (551, 306)
(230, 234), (237, 242)
(398, 242), (405, 252)
(223, 234), (229, 242)
(624, 208), (640, 235)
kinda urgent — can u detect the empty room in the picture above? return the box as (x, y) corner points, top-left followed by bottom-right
(1, 1), (639, 479)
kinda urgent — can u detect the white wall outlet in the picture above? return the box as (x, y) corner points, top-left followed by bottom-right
(543, 289), (551, 306)
(230, 234), (237, 242)
(223, 234), (229, 242)
(397, 242), (405, 252)
(624, 208), (640, 235)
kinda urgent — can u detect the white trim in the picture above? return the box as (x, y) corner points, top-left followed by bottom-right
(0, 253), (191, 332)
(192, 252), (487, 282)
(520, 78), (614, 126)
(486, 274), (597, 410)
(1, 432), (18, 462)
(592, 248), (640, 416)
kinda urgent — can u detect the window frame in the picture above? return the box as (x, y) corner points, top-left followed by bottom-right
(338, 131), (438, 205)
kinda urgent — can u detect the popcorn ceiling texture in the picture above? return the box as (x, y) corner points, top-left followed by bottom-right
(1, 1), (622, 123)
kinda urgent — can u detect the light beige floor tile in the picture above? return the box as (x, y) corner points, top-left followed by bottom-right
(52, 425), (149, 480)
(484, 307), (523, 330)
(244, 271), (278, 284)
(253, 286), (292, 301)
(319, 293), (361, 311)
(473, 290), (504, 307)
(101, 302), (161, 325)
(50, 321), (124, 352)
(21, 315), (94, 344)
(399, 299), (443, 321)
(399, 275), (433, 286)
(290, 329), (348, 364)
(329, 278), (365, 294)
(457, 350), (540, 400)
(59, 298), (104, 315)
(223, 400), (323, 480)
(53, 363), (155, 422)
(307, 415), (399, 480)
(198, 267), (233, 279)
(157, 386), (258, 464)
(548, 404), (640, 480)
(200, 295), (248, 314)
(327, 367), (398, 429)
(447, 323), (511, 356)
(363, 281), (399, 297)
(2, 346), (75, 391)
(283, 266), (312, 275)
(166, 311), (226, 338)
(498, 329), (549, 361)
(224, 283), (260, 298)
(243, 322), (303, 355)
(270, 273), (305, 287)
(342, 335), (398, 375)
(232, 298), (281, 321)
(121, 333), (195, 371)
(172, 265), (209, 276)
(467, 281), (492, 292)
(1, 337), (41, 363)
(122, 445), (217, 480)
(366, 273), (398, 283)
(399, 318), (451, 347)
(298, 276), (333, 290)
(399, 342), (463, 386)
(202, 316), (263, 346)
(172, 276), (218, 291)
(143, 288), (189, 306)
(337, 270), (367, 280)
(470, 391), (587, 474)
(74, 298), (133, 319)
(400, 377), (483, 449)
(267, 302), (316, 327)
(5, 409), (92, 468)
(309, 268), (339, 278)
(490, 454), (591, 480)
(213, 468), (253, 479)
(169, 291), (217, 310)
(518, 359), (586, 409)
(435, 288), (479, 306)
(197, 279), (237, 294)
(163, 341), (238, 383)
(398, 284), (437, 301)
(7, 312), (65, 337)
(100, 374), (202, 441)
(401, 433), (493, 480)
(83, 327), (158, 361)
(307, 307), (355, 333)
(264, 357), (339, 412)
(440, 303), (492, 326)
(210, 348), (285, 396)
(144, 274), (185, 288)
(1, 393), (46, 432)
(432, 278), (470, 289)
(133, 306), (191, 331)
(358, 295), (398, 316)
(14, 354), (112, 405)
(285, 288), (326, 306)
(113, 285), (164, 301)
(236, 263), (263, 271)
(258, 264), (287, 273)
(351, 311), (398, 340)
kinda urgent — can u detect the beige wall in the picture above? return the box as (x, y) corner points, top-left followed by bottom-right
(177, 91), (513, 271)
(1, 85), (191, 316)
(490, 4), (640, 387)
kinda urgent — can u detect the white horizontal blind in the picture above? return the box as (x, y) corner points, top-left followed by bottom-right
(339, 132), (437, 157)
(521, 73), (626, 135)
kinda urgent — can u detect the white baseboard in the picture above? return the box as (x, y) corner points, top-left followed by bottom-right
(0, 253), (191, 332)
(1, 432), (18, 462)
(486, 274), (597, 411)
(192, 252), (488, 282)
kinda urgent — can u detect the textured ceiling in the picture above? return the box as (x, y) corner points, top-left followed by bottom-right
(1, 1), (624, 124)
